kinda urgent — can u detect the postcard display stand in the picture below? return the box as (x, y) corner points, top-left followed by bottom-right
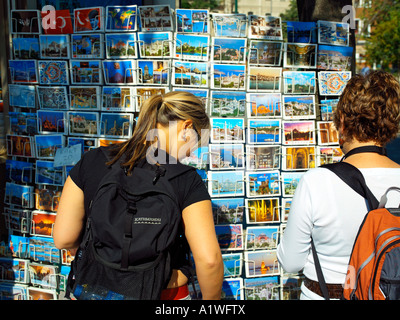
(1, 4), (352, 300)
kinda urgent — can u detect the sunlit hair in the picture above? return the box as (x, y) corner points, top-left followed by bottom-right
(334, 70), (400, 145)
(107, 91), (210, 173)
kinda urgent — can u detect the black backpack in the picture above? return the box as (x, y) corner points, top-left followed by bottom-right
(66, 147), (194, 300)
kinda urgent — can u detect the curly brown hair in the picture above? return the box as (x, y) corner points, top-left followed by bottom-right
(333, 70), (400, 145)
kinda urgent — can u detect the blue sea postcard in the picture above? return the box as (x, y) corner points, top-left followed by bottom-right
(38, 60), (69, 85)
(210, 90), (246, 117)
(208, 170), (245, 198)
(35, 160), (64, 186)
(286, 21), (317, 43)
(174, 88), (208, 107)
(282, 95), (316, 119)
(248, 15), (282, 40)
(137, 60), (169, 85)
(100, 112), (133, 138)
(105, 33), (137, 59)
(176, 9), (208, 33)
(103, 60), (136, 85)
(28, 236), (60, 264)
(317, 44), (353, 71)
(39, 35), (70, 59)
(35, 134), (64, 159)
(138, 32), (172, 58)
(68, 111), (99, 136)
(317, 20), (350, 46)
(211, 198), (244, 224)
(247, 92), (282, 118)
(245, 226), (279, 250)
(12, 37), (40, 59)
(211, 117), (244, 143)
(222, 253), (243, 278)
(211, 64), (245, 90)
(8, 84), (36, 108)
(281, 172), (304, 197)
(212, 37), (246, 63)
(247, 67), (281, 92)
(247, 119), (281, 144)
(215, 224), (243, 250)
(211, 13), (247, 37)
(106, 5), (137, 32)
(9, 60), (38, 84)
(246, 171), (281, 197)
(209, 143), (244, 170)
(173, 60), (208, 88)
(248, 40), (282, 66)
(244, 276), (280, 300)
(283, 71), (316, 94)
(245, 250), (279, 277)
(174, 33), (209, 61)
(221, 278), (243, 300)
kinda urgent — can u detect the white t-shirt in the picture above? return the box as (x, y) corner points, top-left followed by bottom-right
(277, 166), (400, 299)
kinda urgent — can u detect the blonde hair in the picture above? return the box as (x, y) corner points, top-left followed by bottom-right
(107, 91), (209, 173)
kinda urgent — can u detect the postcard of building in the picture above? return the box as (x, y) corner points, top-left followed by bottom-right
(317, 121), (339, 145)
(135, 87), (168, 111)
(174, 88), (208, 108)
(5, 182), (34, 208)
(40, 8), (73, 34)
(9, 60), (38, 84)
(281, 172), (304, 197)
(283, 71), (316, 94)
(319, 99), (338, 121)
(207, 170), (245, 198)
(68, 111), (99, 136)
(29, 262), (58, 288)
(211, 63), (245, 90)
(31, 211), (57, 238)
(176, 9), (208, 33)
(247, 119), (281, 144)
(244, 276), (280, 300)
(173, 60), (208, 87)
(101, 86), (133, 112)
(282, 120), (315, 145)
(74, 7), (104, 33)
(99, 112), (133, 138)
(317, 146), (343, 166)
(38, 60), (69, 85)
(35, 160), (64, 186)
(212, 37), (246, 64)
(35, 134), (64, 159)
(221, 278), (243, 300)
(248, 15), (282, 40)
(317, 20), (350, 46)
(105, 33), (137, 59)
(281, 198), (292, 222)
(8, 112), (37, 136)
(70, 86), (101, 110)
(8, 85), (36, 108)
(12, 37), (40, 59)
(0, 258), (29, 283)
(105, 5), (137, 32)
(6, 135), (35, 158)
(103, 60), (136, 85)
(68, 137), (98, 154)
(247, 66), (281, 92)
(318, 71), (351, 96)
(37, 110), (67, 134)
(211, 198), (244, 224)
(245, 226), (280, 250)
(37, 86), (69, 110)
(137, 32), (172, 58)
(138, 5), (173, 32)
(71, 34), (103, 59)
(181, 145), (209, 169)
(286, 21), (317, 43)
(246, 170), (281, 197)
(283, 95), (316, 120)
(282, 146), (316, 171)
(137, 59), (170, 86)
(39, 35), (70, 59)
(247, 92), (282, 118)
(246, 145), (281, 171)
(248, 40), (282, 66)
(10, 10), (41, 34)
(284, 43), (317, 69)
(317, 44), (353, 71)
(215, 224), (243, 250)
(174, 33), (209, 61)
(3, 207), (30, 235)
(211, 13), (247, 38)
(281, 276), (303, 300)
(210, 117), (244, 143)
(210, 91), (246, 117)
(34, 185), (62, 212)
(222, 253), (243, 278)
(70, 60), (102, 84)
(6, 159), (34, 184)
(209, 143), (244, 170)
(245, 250), (279, 277)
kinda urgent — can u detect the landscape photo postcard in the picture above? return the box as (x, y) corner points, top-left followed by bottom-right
(211, 63), (245, 90)
(181, 146), (209, 169)
(39, 35), (70, 59)
(138, 32), (172, 58)
(317, 121), (339, 145)
(248, 15), (282, 40)
(9, 60), (38, 84)
(248, 40), (283, 66)
(174, 33), (209, 61)
(173, 60), (208, 88)
(247, 92), (282, 118)
(317, 20), (350, 46)
(28, 236), (60, 264)
(35, 134), (64, 159)
(35, 160), (64, 186)
(105, 33), (137, 59)
(6, 135), (35, 158)
(222, 253), (243, 278)
(29, 262), (58, 288)
(8, 84), (36, 109)
(247, 119), (281, 144)
(37, 86), (69, 110)
(281, 172), (304, 197)
(246, 171), (281, 197)
(317, 44), (353, 71)
(244, 276), (280, 300)
(283, 71), (316, 94)
(100, 112), (133, 138)
(317, 146), (344, 166)
(247, 67), (281, 92)
(215, 224), (243, 250)
(318, 71), (351, 96)
(135, 87), (168, 111)
(212, 37), (246, 64)
(320, 98), (339, 121)
(68, 111), (99, 136)
(74, 7), (104, 33)
(284, 43), (317, 69)
(38, 60), (69, 85)
(8, 112), (37, 136)
(68, 137), (98, 154)
(138, 60), (169, 86)
(71, 34), (103, 59)
(138, 5), (173, 32)
(40, 9), (73, 34)
(209, 143), (244, 170)
(70, 60), (102, 85)
(37, 110), (67, 134)
(282, 95), (316, 119)
(0, 258), (28, 283)
(245, 250), (279, 277)
(10, 10), (41, 34)
(35, 185), (62, 211)
(211, 13), (247, 38)
(102, 86), (134, 111)
(282, 146), (316, 171)
(211, 198), (244, 224)
(4, 182), (34, 208)
(6, 159), (34, 184)
(210, 117), (244, 143)
(282, 120), (315, 145)
(210, 90), (246, 117)
(105, 5), (137, 32)
(246, 198), (280, 224)
(27, 287), (57, 300)
(174, 88), (208, 107)
(176, 9), (209, 33)
(245, 226), (280, 250)
(286, 21), (317, 43)
(207, 170), (245, 198)
(70, 86), (101, 110)
(31, 211), (57, 238)
(246, 145), (281, 171)
(103, 60), (136, 85)
(12, 37), (40, 59)
(221, 278), (243, 300)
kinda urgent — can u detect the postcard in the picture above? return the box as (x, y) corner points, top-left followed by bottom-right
(174, 33), (209, 61)
(282, 198), (292, 222)
(211, 63), (245, 90)
(61, 250), (75, 265)
(317, 45), (353, 71)
(12, 37), (40, 59)
(8, 85), (36, 108)
(5, 182), (34, 208)
(101, 86), (133, 112)
(71, 34), (103, 59)
(244, 276), (280, 300)
(281, 172), (304, 197)
(8, 112), (37, 135)
(38, 60), (69, 85)
(247, 92), (281, 118)
(222, 253), (242, 278)
(10, 10), (41, 34)
(0, 258), (29, 283)
(74, 7), (104, 33)
(211, 198), (244, 224)
(37, 86), (69, 110)
(68, 137), (97, 154)
(248, 15), (282, 40)
(282, 120), (315, 145)
(41, 9), (73, 34)
(138, 60), (169, 86)
(29, 236), (60, 264)
(215, 224), (243, 250)
(135, 87), (168, 112)
(9, 60), (38, 84)
(180, 146), (209, 169)
(100, 113), (133, 138)
(103, 60), (136, 85)
(35, 185), (62, 211)
(210, 117), (244, 143)
(35, 134), (64, 159)
(68, 111), (99, 136)
(2, 234), (30, 258)
(210, 91), (245, 117)
(320, 98), (339, 121)
(247, 67), (281, 92)
(317, 146), (344, 166)
(173, 60), (208, 88)
(246, 198), (280, 224)
(212, 37), (246, 64)
(247, 119), (281, 144)
(70, 60), (102, 84)
(246, 171), (281, 197)
(6, 159), (34, 184)
(27, 287), (57, 300)
(35, 160), (64, 186)
(99, 138), (127, 147)
(318, 71), (351, 96)
(70, 86), (101, 110)
(176, 9), (208, 33)
(221, 278), (243, 300)
(317, 121), (339, 145)
(282, 146), (316, 170)
(283, 95), (316, 119)
(0, 282), (28, 300)
(209, 144), (244, 170)
(106, 5), (137, 32)
(286, 21), (317, 43)
(138, 32), (172, 58)
(246, 226), (279, 250)
(317, 20), (350, 46)
(245, 250), (279, 277)
(211, 13), (247, 37)
(281, 276), (303, 300)
(39, 35), (70, 59)
(208, 170), (245, 197)
(284, 43), (317, 69)
(6, 135), (35, 158)
(246, 145), (281, 171)
(138, 5), (173, 32)
(174, 88), (208, 107)
(37, 110), (67, 134)
(29, 262), (58, 288)
(30, 211), (56, 238)
(106, 33), (137, 59)
(248, 40), (282, 66)
(283, 71), (316, 94)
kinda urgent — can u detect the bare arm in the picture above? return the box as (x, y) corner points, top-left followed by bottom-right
(53, 176), (86, 250)
(182, 200), (224, 300)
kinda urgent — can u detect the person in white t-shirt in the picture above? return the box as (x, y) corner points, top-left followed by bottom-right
(277, 70), (400, 300)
